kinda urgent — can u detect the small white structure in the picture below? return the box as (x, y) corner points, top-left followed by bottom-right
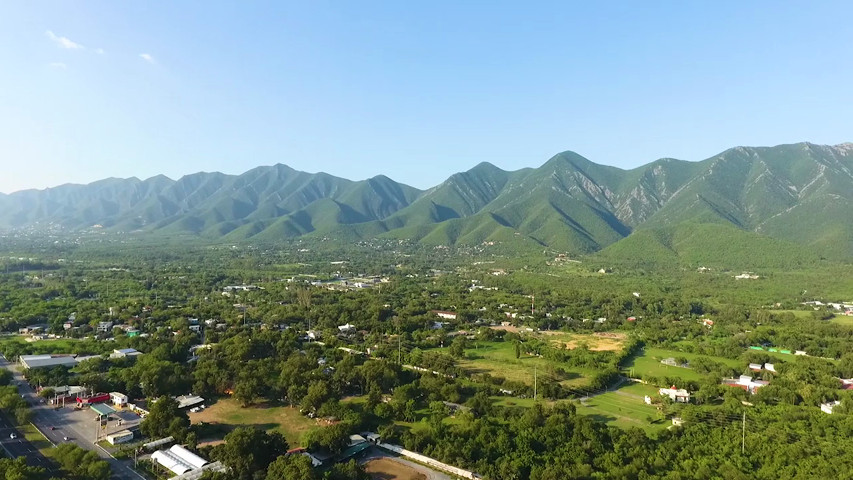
(644, 395), (652, 405)
(337, 323), (356, 333)
(821, 401), (841, 414)
(671, 417), (685, 426)
(764, 363), (776, 372)
(110, 392), (128, 407)
(431, 310), (458, 320)
(748, 363), (763, 372)
(106, 430), (134, 445)
(175, 395), (205, 410)
(151, 444), (209, 476)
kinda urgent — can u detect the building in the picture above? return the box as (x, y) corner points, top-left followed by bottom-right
(82, 395), (113, 408)
(19, 354), (78, 370)
(431, 310), (458, 320)
(337, 323), (356, 334)
(659, 386), (691, 403)
(110, 348), (143, 359)
(110, 392), (129, 407)
(748, 363), (763, 372)
(106, 430), (134, 445)
(175, 395), (204, 410)
(97, 321), (114, 333)
(151, 445), (210, 476)
(723, 375), (769, 394)
(821, 401), (841, 414)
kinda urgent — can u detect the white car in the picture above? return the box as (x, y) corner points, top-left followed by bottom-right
(9, 433), (16, 439)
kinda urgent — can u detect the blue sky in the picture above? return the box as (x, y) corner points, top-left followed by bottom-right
(1, 2), (851, 193)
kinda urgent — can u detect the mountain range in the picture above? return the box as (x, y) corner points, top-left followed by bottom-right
(3, 142), (852, 262)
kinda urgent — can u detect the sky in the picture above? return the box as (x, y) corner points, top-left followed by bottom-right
(1, 2), (851, 194)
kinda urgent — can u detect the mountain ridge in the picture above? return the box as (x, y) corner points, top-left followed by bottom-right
(2, 141), (852, 260)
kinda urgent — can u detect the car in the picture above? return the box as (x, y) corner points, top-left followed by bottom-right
(50, 426), (55, 430)
(63, 436), (68, 441)
(9, 433), (16, 439)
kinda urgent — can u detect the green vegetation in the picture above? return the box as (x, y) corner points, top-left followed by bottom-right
(190, 398), (320, 447)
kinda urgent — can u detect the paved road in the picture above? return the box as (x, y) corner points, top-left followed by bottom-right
(0, 355), (144, 480)
(0, 408), (55, 472)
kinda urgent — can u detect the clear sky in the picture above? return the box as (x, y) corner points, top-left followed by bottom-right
(1, 2), (851, 193)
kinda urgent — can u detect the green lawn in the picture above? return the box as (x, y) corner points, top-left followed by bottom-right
(829, 315), (853, 326)
(189, 398), (321, 447)
(431, 341), (596, 388)
(574, 383), (669, 434)
(622, 347), (741, 382)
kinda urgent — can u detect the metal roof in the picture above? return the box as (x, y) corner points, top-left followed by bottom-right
(19, 355), (78, 369)
(90, 404), (116, 416)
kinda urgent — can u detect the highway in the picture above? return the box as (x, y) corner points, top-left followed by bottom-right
(0, 355), (144, 480)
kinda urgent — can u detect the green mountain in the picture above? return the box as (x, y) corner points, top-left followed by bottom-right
(2, 142), (852, 260)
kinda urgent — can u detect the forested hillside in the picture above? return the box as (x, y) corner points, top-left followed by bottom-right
(2, 142), (852, 260)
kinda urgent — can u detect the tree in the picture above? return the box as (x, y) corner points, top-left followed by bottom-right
(306, 423), (349, 454)
(325, 460), (370, 480)
(265, 454), (317, 480)
(140, 396), (190, 441)
(213, 427), (288, 480)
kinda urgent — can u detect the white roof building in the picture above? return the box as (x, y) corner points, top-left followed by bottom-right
(152, 445), (209, 476)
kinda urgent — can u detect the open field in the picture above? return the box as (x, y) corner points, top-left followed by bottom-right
(365, 458), (427, 480)
(622, 347), (742, 382)
(574, 383), (668, 434)
(188, 398), (320, 447)
(830, 315), (853, 326)
(433, 341), (597, 388)
(544, 332), (626, 351)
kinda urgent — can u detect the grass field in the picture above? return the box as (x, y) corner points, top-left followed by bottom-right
(365, 458), (427, 480)
(0, 336), (82, 354)
(431, 341), (597, 388)
(574, 382), (669, 433)
(830, 315), (853, 326)
(622, 347), (742, 382)
(189, 398), (321, 447)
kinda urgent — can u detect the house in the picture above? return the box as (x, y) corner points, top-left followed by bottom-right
(840, 379), (853, 390)
(723, 375), (769, 394)
(764, 363), (776, 373)
(97, 321), (114, 333)
(659, 386), (691, 403)
(748, 363), (763, 372)
(337, 323), (356, 334)
(431, 310), (458, 320)
(129, 400), (149, 417)
(660, 357), (678, 367)
(106, 430), (134, 445)
(821, 400), (841, 414)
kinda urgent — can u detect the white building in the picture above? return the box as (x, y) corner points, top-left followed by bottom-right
(106, 430), (134, 445)
(151, 445), (209, 476)
(337, 323), (356, 333)
(110, 392), (129, 407)
(659, 386), (691, 403)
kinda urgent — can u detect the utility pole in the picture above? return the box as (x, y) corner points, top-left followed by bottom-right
(741, 412), (746, 454)
(534, 365), (537, 402)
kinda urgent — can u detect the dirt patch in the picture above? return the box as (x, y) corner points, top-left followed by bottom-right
(490, 325), (522, 333)
(365, 458), (427, 480)
(554, 334), (625, 351)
